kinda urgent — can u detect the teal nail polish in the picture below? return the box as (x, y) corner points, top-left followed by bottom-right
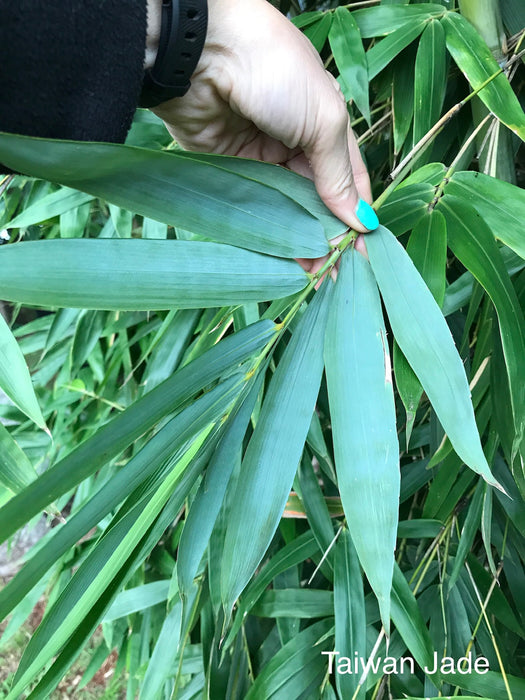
(356, 199), (379, 230)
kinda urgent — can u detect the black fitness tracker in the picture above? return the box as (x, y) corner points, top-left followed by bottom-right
(139, 0), (208, 107)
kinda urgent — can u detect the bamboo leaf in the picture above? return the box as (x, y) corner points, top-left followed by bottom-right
(334, 529), (366, 700)
(394, 209), (447, 444)
(139, 602), (182, 700)
(60, 200), (91, 238)
(221, 281), (333, 613)
(252, 590), (333, 618)
(448, 480), (484, 590)
(102, 581), (170, 622)
(70, 310), (107, 375)
(366, 225), (500, 489)
(177, 374), (263, 600)
(297, 456), (336, 574)
(391, 564), (437, 679)
(329, 8), (370, 124)
(413, 20), (447, 152)
(0, 422), (39, 494)
(325, 248), (399, 631)
(447, 171), (525, 260)
(0, 239), (308, 310)
(0, 132), (327, 258)
(367, 19), (428, 80)
(377, 182), (435, 236)
(0, 375), (243, 622)
(10, 426), (215, 697)
(0, 313), (46, 430)
(222, 532), (320, 650)
(441, 12), (525, 141)
(407, 209), (447, 306)
(353, 4), (445, 38)
(245, 619), (333, 700)
(0, 320), (277, 545)
(178, 152), (345, 243)
(446, 670), (525, 699)
(392, 46), (415, 154)
(3, 186), (93, 229)
(439, 196), (525, 467)
(303, 13), (332, 53)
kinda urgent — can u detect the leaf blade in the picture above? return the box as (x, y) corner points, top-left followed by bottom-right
(366, 225), (500, 489)
(0, 314), (46, 430)
(324, 249), (399, 630)
(221, 281), (333, 612)
(0, 239), (308, 309)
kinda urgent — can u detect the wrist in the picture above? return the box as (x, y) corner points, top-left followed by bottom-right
(145, 0), (162, 70)
(140, 0), (208, 107)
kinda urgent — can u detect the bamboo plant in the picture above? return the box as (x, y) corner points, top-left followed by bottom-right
(0, 0), (524, 698)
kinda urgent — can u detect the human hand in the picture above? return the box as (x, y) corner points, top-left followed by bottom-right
(149, 0), (378, 245)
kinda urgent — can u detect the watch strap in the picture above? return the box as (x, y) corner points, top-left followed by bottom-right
(140, 0), (207, 108)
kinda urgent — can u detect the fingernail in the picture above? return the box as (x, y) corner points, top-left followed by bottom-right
(355, 199), (379, 231)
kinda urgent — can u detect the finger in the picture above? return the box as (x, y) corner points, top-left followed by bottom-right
(354, 232), (369, 259)
(302, 75), (378, 233)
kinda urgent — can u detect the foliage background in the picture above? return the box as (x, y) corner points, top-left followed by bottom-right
(0, 0), (524, 698)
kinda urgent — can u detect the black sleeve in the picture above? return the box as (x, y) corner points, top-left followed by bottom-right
(0, 1), (148, 144)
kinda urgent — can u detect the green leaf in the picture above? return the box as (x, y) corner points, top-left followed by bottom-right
(353, 4), (445, 38)
(0, 374), (242, 622)
(303, 13), (332, 53)
(394, 209), (447, 444)
(367, 19), (428, 80)
(0, 313), (46, 430)
(0, 239), (308, 310)
(3, 186), (93, 229)
(329, 8), (370, 124)
(292, 11), (325, 30)
(398, 162), (446, 188)
(221, 281), (333, 613)
(377, 182), (435, 236)
(447, 479), (484, 590)
(297, 456), (336, 575)
(0, 423), (39, 494)
(222, 531), (320, 650)
(334, 529), (366, 700)
(0, 320), (277, 546)
(140, 309), (200, 393)
(446, 670), (525, 699)
(177, 374), (263, 600)
(142, 216), (168, 239)
(501, 0), (525, 34)
(44, 308), (80, 356)
(441, 12), (525, 141)
(60, 200), (91, 238)
(447, 171), (525, 260)
(397, 519), (443, 538)
(10, 426), (214, 698)
(325, 249), (399, 631)
(413, 20), (447, 152)
(392, 47), (415, 155)
(102, 581), (170, 622)
(70, 310), (107, 375)
(178, 151), (343, 243)
(139, 602), (182, 700)
(407, 209), (447, 306)
(0, 132), (327, 258)
(366, 225), (500, 490)
(252, 589), (333, 618)
(439, 196), (525, 467)
(245, 619), (333, 700)
(391, 564), (437, 679)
